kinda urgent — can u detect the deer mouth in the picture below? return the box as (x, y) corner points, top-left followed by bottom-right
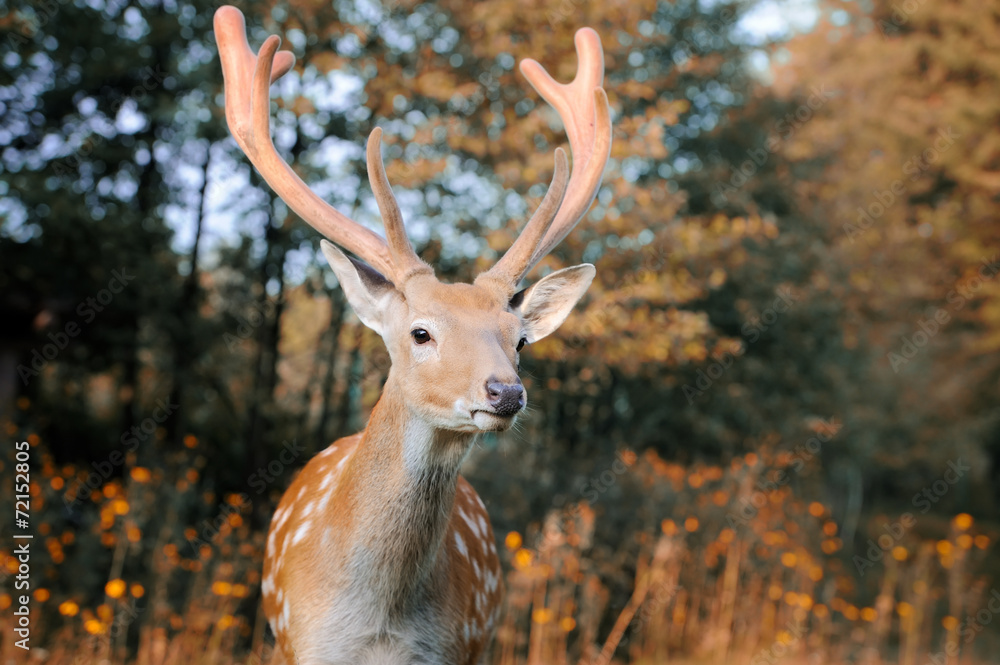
(471, 409), (517, 432)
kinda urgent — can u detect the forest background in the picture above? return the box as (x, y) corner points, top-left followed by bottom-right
(1, 0), (999, 663)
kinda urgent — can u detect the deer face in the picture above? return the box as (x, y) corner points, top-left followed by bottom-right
(321, 241), (594, 433)
(218, 6), (609, 435)
(217, 5), (611, 431)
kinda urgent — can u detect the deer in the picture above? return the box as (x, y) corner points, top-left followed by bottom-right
(214, 6), (611, 664)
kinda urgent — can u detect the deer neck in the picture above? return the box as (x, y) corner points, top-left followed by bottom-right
(335, 378), (475, 614)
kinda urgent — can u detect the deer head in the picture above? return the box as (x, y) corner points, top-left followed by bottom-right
(215, 7), (611, 434)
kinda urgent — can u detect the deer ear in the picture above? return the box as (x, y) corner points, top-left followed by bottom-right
(320, 240), (398, 336)
(512, 264), (595, 343)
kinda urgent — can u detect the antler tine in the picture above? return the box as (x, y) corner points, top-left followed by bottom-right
(481, 148), (569, 290)
(214, 6), (398, 281)
(366, 128), (431, 281)
(485, 28), (612, 286)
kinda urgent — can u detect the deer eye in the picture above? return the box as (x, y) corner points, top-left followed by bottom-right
(411, 329), (432, 345)
(516, 337), (527, 352)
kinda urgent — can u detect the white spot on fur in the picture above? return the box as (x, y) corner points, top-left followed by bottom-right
(459, 509), (479, 538)
(274, 505), (292, 531)
(266, 530), (277, 557)
(455, 532), (468, 558)
(292, 521), (312, 545)
(316, 490), (332, 514)
(272, 505), (286, 528)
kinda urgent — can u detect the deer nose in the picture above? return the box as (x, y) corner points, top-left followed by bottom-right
(485, 377), (524, 417)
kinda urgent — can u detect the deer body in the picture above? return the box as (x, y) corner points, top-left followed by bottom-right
(261, 408), (501, 664)
(214, 7), (611, 663)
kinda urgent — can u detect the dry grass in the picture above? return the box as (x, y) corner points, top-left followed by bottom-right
(2, 426), (996, 665)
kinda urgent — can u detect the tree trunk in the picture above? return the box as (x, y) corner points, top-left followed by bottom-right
(314, 287), (346, 452)
(166, 143), (211, 448)
(243, 197), (287, 485)
(334, 324), (364, 438)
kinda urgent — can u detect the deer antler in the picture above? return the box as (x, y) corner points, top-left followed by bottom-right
(216, 7), (610, 290)
(214, 6), (424, 283)
(483, 28), (613, 289)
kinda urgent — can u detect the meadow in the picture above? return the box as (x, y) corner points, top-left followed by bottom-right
(3, 0), (999, 662)
(3, 412), (995, 664)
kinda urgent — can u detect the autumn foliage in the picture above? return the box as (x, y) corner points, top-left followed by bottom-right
(1, 0), (998, 663)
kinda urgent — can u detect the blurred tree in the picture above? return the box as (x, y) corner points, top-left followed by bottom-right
(1, 0), (191, 452)
(0, 0), (886, 523)
(773, 0), (1000, 507)
(4, 0), (997, 652)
